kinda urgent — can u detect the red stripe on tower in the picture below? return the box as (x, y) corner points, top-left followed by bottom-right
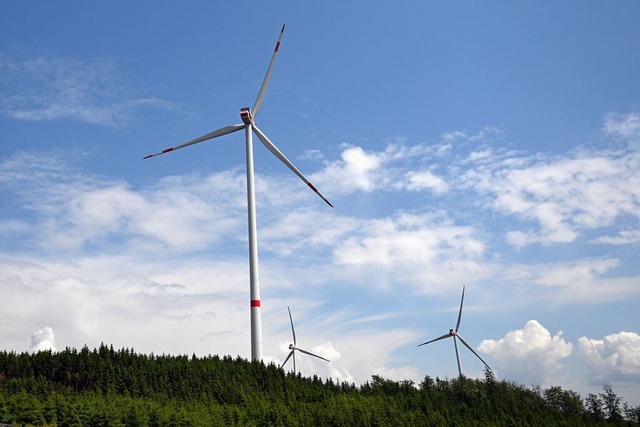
(250, 300), (261, 307)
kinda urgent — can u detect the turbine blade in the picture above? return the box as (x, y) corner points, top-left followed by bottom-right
(454, 337), (462, 377)
(417, 333), (451, 347)
(456, 334), (492, 371)
(143, 124), (245, 159)
(297, 347), (330, 362)
(252, 24), (286, 118)
(288, 306), (297, 346)
(252, 125), (333, 207)
(455, 286), (465, 332)
(281, 350), (294, 369)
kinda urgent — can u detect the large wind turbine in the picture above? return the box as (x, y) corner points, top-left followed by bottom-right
(281, 306), (330, 375)
(417, 286), (491, 376)
(143, 25), (333, 362)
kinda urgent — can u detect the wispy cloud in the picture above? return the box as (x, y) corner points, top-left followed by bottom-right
(0, 151), (247, 252)
(461, 146), (640, 246)
(591, 230), (640, 245)
(603, 111), (640, 142)
(0, 52), (176, 127)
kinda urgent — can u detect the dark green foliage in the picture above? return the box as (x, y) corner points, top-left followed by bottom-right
(0, 345), (638, 426)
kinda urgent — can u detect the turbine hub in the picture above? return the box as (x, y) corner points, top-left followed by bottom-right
(289, 344), (294, 350)
(240, 107), (253, 125)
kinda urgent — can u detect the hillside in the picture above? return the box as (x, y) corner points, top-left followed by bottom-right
(0, 344), (638, 426)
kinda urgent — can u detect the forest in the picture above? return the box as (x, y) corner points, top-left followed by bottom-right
(0, 344), (639, 426)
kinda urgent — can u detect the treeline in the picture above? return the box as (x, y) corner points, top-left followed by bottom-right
(0, 344), (638, 426)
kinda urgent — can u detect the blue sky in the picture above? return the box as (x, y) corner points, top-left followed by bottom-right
(2, 1), (640, 404)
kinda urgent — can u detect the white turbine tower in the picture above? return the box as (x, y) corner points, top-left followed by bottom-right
(417, 286), (491, 376)
(143, 25), (333, 362)
(281, 306), (330, 375)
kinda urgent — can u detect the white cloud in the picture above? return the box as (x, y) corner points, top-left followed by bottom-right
(505, 230), (537, 247)
(464, 147), (640, 246)
(30, 327), (57, 352)
(440, 126), (504, 144)
(319, 145), (382, 193)
(260, 210), (357, 258)
(0, 53), (175, 126)
(441, 130), (467, 142)
(468, 126), (505, 143)
(404, 170), (449, 194)
(578, 331), (640, 384)
(532, 258), (620, 288)
(0, 152), (247, 252)
(603, 111), (640, 141)
(591, 230), (640, 245)
(331, 212), (489, 292)
(1, 251), (252, 356)
(478, 320), (573, 385)
(327, 328), (420, 384)
(314, 142), (445, 195)
(500, 258), (640, 304)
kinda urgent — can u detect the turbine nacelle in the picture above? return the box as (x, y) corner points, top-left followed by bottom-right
(240, 107), (253, 125)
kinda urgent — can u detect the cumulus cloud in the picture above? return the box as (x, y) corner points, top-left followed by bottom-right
(478, 320), (573, 385)
(30, 327), (57, 352)
(578, 331), (640, 384)
(318, 145), (383, 193)
(0, 52), (175, 126)
(311, 342), (356, 383)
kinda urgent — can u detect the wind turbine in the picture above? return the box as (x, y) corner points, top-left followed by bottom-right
(281, 306), (330, 375)
(417, 286), (491, 376)
(143, 25), (333, 362)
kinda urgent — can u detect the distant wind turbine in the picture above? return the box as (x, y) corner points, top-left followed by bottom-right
(418, 286), (491, 376)
(281, 306), (330, 375)
(143, 25), (333, 362)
